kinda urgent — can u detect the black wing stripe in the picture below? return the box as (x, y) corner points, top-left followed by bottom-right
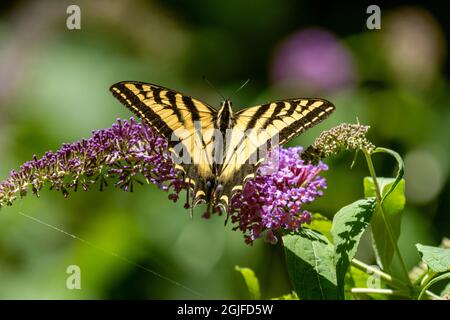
(152, 86), (163, 105)
(220, 103), (273, 165)
(183, 96), (201, 122)
(164, 90), (185, 127)
(244, 103), (271, 132)
(261, 101), (286, 129)
(279, 103), (334, 143)
(110, 84), (170, 136)
(233, 100), (300, 154)
(285, 100), (299, 117)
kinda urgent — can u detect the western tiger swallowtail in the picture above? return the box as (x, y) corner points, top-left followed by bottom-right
(110, 81), (335, 215)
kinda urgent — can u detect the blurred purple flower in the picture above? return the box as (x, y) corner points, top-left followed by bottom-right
(272, 28), (356, 93)
(230, 147), (327, 244)
(0, 119), (327, 244)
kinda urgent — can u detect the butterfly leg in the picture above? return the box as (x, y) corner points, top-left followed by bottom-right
(182, 175), (195, 218)
(186, 185), (194, 218)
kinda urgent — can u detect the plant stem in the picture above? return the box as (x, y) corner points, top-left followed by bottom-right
(363, 151), (382, 203)
(363, 151), (412, 289)
(351, 288), (401, 295)
(351, 258), (407, 290)
(352, 258), (392, 280)
(351, 259), (442, 299)
(423, 290), (444, 300)
(417, 272), (450, 300)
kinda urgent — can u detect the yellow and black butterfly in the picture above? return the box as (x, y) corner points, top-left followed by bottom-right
(110, 81), (335, 215)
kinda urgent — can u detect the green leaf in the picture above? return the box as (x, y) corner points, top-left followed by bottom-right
(283, 230), (340, 300)
(309, 213), (333, 243)
(345, 266), (387, 300)
(416, 244), (450, 273)
(235, 266), (261, 300)
(331, 198), (377, 296)
(364, 177), (406, 270)
(364, 178), (406, 215)
(373, 148), (405, 203)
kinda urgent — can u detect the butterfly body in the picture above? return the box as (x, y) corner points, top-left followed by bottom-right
(212, 100), (234, 180)
(189, 100), (236, 213)
(110, 81), (335, 215)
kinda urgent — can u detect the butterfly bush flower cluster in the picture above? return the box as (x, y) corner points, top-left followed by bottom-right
(230, 147), (327, 244)
(0, 119), (328, 244)
(302, 123), (376, 164)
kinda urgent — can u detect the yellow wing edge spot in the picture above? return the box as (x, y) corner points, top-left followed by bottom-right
(299, 100), (308, 106)
(174, 164), (185, 173)
(195, 190), (206, 198)
(220, 195), (229, 206)
(244, 173), (255, 181)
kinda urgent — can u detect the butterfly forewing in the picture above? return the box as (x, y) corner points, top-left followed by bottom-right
(234, 98), (335, 146)
(110, 81), (215, 137)
(110, 81), (218, 205)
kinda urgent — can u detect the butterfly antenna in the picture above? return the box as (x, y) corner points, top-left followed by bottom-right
(228, 78), (250, 101)
(202, 76), (225, 101)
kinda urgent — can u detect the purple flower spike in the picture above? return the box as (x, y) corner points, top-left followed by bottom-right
(0, 120), (328, 244)
(230, 147), (327, 244)
(0, 118), (186, 208)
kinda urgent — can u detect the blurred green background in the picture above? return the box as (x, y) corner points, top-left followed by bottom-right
(0, 0), (449, 299)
